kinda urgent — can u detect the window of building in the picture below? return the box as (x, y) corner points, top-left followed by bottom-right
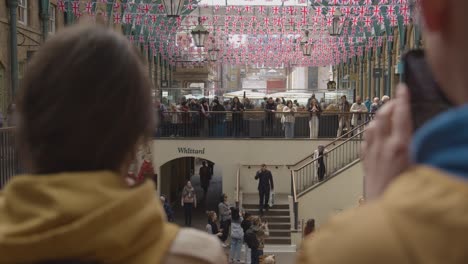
(49, 4), (56, 33)
(17, 0), (28, 25)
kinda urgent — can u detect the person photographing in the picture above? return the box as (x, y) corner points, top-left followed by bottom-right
(255, 164), (274, 215)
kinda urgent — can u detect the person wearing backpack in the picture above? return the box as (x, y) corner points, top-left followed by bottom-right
(246, 216), (269, 264)
(229, 207), (244, 263)
(241, 213), (253, 264)
(244, 226), (259, 264)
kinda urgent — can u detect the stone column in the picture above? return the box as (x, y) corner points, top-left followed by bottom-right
(7, 0), (19, 99)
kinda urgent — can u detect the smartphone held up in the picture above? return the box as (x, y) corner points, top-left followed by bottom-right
(402, 50), (453, 132)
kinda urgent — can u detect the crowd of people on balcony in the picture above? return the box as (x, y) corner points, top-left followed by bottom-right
(154, 94), (390, 139)
(155, 95), (390, 139)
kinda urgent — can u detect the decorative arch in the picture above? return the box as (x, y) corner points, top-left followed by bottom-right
(159, 156), (217, 205)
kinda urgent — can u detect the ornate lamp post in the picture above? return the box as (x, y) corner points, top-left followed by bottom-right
(161, 0), (184, 17)
(328, 10), (344, 37)
(191, 17), (209, 48)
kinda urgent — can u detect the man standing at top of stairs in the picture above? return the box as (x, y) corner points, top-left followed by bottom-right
(255, 164), (274, 215)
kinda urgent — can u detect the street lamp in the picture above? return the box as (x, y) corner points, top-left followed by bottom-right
(161, 0), (183, 17)
(328, 10), (344, 36)
(300, 30), (313, 56)
(191, 17), (209, 48)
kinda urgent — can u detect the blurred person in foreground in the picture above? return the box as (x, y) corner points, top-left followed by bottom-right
(0, 23), (225, 264)
(297, 1), (468, 263)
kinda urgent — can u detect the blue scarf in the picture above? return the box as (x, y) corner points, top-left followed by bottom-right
(411, 105), (468, 178)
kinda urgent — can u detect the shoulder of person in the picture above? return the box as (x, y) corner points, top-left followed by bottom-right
(297, 203), (406, 264)
(164, 228), (227, 264)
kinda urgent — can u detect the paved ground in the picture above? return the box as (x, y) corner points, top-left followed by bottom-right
(172, 173), (297, 263)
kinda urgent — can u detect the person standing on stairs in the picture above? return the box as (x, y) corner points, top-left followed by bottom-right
(255, 164), (275, 215)
(314, 145), (328, 182)
(218, 193), (232, 247)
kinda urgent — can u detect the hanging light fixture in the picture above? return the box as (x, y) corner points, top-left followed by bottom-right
(191, 17), (209, 48)
(328, 10), (344, 37)
(208, 39), (220, 61)
(161, 0), (184, 17)
(300, 30), (313, 56)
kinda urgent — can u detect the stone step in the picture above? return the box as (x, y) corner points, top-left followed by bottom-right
(267, 223), (291, 230)
(265, 237), (292, 245)
(269, 229), (292, 237)
(262, 215), (290, 223)
(244, 208), (289, 217)
(242, 204), (289, 210)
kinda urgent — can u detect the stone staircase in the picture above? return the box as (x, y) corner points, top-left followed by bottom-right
(242, 196), (291, 245)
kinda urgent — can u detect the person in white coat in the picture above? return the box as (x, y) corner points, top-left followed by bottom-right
(282, 100), (297, 139)
(350, 96), (368, 137)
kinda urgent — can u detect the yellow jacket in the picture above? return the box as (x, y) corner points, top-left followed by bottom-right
(0, 171), (226, 264)
(297, 166), (468, 264)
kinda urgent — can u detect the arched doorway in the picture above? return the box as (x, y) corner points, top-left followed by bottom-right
(160, 157), (221, 229)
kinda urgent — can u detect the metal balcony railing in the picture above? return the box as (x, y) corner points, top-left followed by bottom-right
(155, 111), (373, 139)
(0, 127), (21, 188)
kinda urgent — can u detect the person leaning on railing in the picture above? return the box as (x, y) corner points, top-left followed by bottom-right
(336, 96), (351, 137)
(282, 100), (297, 139)
(350, 96), (369, 137)
(0, 23), (226, 264)
(231, 97), (245, 137)
(211, 99), (226, 137)
(297, 2), (468, 263)
(308, 98), (322, 139)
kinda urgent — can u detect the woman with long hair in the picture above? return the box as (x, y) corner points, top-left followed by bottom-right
(181, 181), (197, 227)
(0, 23), (225, 263)
(229, 207), (244, 263)
(308, 98), (322, 139)
(303, 218), (316, 237)
(206, 211), (223, 239)
(218, 193), (232, 247)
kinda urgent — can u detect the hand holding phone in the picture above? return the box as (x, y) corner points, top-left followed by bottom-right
(402, 50), (453, 131)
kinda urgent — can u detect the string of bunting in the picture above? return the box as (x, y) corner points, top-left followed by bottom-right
(55, 0), (416, 66)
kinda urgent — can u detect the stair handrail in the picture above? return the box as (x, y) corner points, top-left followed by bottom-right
(290, 113), (373, 168)
(290, 170), (298, 230)
(289, 128), (365, 225)
(295, 128), (365, 172)
(235, 167), (240, 208)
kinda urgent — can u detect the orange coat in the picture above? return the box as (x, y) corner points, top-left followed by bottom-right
(298, 166), (468, 264)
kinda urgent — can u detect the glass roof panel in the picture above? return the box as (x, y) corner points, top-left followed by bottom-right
(199, 0), (308, 6)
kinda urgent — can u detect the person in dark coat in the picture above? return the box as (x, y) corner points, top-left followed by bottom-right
(254, 164), (274, 214)
(264, 98), (277, 137)
(231, 97), (244, 137)
(199, 161), (211, 198)
(211, 99), (226, 137)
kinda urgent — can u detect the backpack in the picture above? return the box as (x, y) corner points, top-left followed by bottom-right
(244, 229), (259, 249)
